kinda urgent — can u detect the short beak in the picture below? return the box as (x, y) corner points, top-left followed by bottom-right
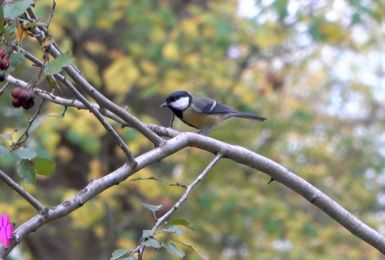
(160, 102), (168, 108)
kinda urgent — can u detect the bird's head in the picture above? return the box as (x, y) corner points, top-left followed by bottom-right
(161, 90), (192, 111)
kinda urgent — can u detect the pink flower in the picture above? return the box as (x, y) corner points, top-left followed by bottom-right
(0, 214), (13, 248)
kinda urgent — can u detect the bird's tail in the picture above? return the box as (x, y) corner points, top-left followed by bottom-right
(229, 112), (266, 121)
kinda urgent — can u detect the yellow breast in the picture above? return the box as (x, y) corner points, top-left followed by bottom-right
(182, 108), (225, 129)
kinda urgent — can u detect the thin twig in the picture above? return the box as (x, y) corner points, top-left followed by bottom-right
(0, 82), (9, 95)
(134, 153), (223, 258)
(152, 153), (223, 232)
(0, 169), (46, 212)
(56, 76), (137, 166)
(46, 0), (56, 31)
(12, 100), (45, 149)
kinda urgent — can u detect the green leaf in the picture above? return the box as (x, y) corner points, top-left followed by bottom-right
(9, 52), (25, 67)
(172, 240), (202, 257)
(302, 223), (318, 236)
(168, 218), (192, 228)
(143, 238), (161, 249)
(291, 109), (312, 122)
(351, 12), (362, 25)
(142, 202), (162, 212)
(4, 0), (34, 19)
(163, 225), (183, 236)
(4, 20), (16, 37)
(142, 229), (153, 239)
(162, 242), (185, 258)
(272, 0), (288, 20)
(0, 6), (4, 35)
(43, 52), (73, 75)
(15, 147), (37, 160)
(110, 249), (129, 260)
(17, 159), (35, 183)
(33, 157), (55, 176)
(0, 133), (12, 141)
(0, 144), (9, 156)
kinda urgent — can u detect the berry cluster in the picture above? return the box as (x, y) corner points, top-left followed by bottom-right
(11, 87), (36, 109)
(0, 49), (9, 71)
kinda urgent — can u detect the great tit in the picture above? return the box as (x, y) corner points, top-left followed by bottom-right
(161, 90), (266, 135)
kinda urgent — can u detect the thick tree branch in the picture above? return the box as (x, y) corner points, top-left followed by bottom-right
(1, 132), (385, 257)
(0, 169), (46, 212)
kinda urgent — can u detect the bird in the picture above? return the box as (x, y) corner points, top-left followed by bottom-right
(161, 90), (266, 135)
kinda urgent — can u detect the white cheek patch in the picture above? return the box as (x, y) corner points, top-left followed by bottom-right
(170, 97), (190, 110)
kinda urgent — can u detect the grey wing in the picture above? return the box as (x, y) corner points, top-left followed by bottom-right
(191, 95), (236, 114)
(207, 102), (237, 114)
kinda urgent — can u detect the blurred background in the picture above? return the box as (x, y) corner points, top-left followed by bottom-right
(1, 0), (385, 259)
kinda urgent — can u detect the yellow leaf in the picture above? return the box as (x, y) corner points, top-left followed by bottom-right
(254, 24), (284, 49)
(162, 42), (179, 61)
(150, 29), (166, 42)
(97, 17), (112, 30)
(89, 159), (104, 180)
(64, 190), (104, 228)
(79, 57), (102, 86)
(56, 0), (81, 12)
(185, 53), (199, 67)
(140, 60), (158, 75)
(84, 41), (106, 55)
(117, 237), (136, 249)
(318, 22), (347, 44)
(94, 225), (105, 238)
(57, 146), (73, 163)
(182, 19), (199, 38)
(103, 56), (140, 96)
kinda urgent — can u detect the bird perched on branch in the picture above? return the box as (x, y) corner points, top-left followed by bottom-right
(161, 90), (266, 135)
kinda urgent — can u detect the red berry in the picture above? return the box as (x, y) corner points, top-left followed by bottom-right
(0, 59), (10, 70)
(18, 89), (29, 102)
(0, 49), (6, 59)
(12, 98), (22, 108)
(11, 87), (23, 98)
(22, 99), (34, 110)
(18, 88), (35, 101)
(11, 88), (36, 109)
